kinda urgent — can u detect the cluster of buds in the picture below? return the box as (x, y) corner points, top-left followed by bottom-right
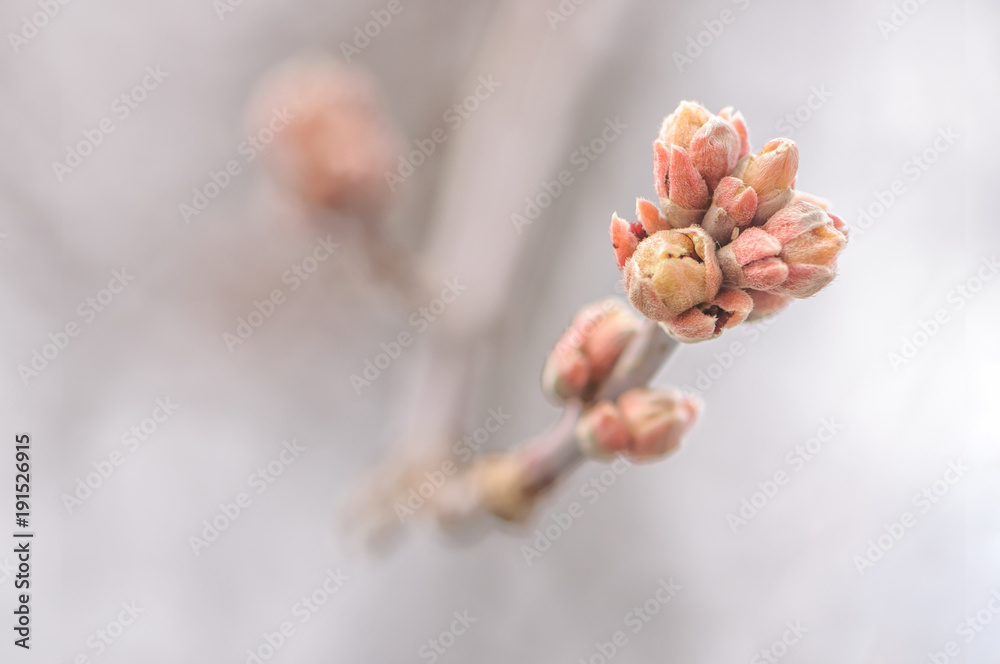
(248, 55), (399, 220)
(611, 101), (848, 342)
(541, 299), (701, 464)
(575, 388), (700, 462)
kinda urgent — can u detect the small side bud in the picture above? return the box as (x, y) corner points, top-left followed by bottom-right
(717, 106), (751, 158)
(616, 388), (701, 461)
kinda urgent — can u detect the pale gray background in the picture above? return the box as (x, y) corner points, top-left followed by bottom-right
(1, 0), (999, 662)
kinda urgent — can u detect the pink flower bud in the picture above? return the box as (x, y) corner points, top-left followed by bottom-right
(668, 145), (710, 210)
(653, 141), (710, 228)
(542, 300), (638, 402)
(575, 401), (632, 458)
(610, 199), (668, 270)
(791, 190), (831, 210)
(583, 311), (639, 385)
(701, 176), (758, 244)
(689, 117), (742, 191)
(541, 346), (590, 402)
(658, 100), (712, 150)
(616, 388), (701, 461)
(248, 56), (398, 219)
(762, 202), (848, 298)
(611, 213), (642, 271)
(739, 139), (798, 224)
(660, 287), (753, 342)
(624, 226), (722, 322)
(744, 289), (792, 321)
(717, 106), (751, 158)
(717, 227), (788, 290)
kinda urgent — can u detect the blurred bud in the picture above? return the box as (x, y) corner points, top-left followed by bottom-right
(542, 300), (638, 403)
(474, 454), (534, 522)
(717, 227), (788, 290)
(625, 226), (721, 321)
(660, 287), (753, 342)
(616, 388), (701, 461)
(717, 106), (751, 158)
(658, 101), (712, 150)
(689, 117), (742, 191)
(744, 289), (793, 321)
(541, 347), (590, 403)
(763, 202), (848, 298)
(701, 176), (758, 244)
(575, 401), (631, 458)
(248, 55), (398, 219)
(583, 311), (639, 385)
(738, 138), (798, 224)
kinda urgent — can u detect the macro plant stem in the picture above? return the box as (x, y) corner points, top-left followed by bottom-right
(433, 318), (679, 527)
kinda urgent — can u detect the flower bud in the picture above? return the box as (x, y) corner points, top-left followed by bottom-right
(791, 190), (831, 210)
(616, 388), (701, 461)
(583, 311), (638, 385)
(717, 227), (788, 290)
(625, 226), (721, 322)
(575, 401), (632, 458)
(610, 213), (642, 270)
(763, 202), (848, 298)
(542, 300), (637, 403)
(658, 100), (712, 150)
(248, 56), (398, 219)
(541, 346), (590, 403)
(700, 176), (758, 244)
(653, 141), (710, 228)
(744, 289), (792, 321)
(689, 117), (742, 191)
(717, 106), (751, 158)
(660, 287), (753, 342)
(739, 138), (798, 224)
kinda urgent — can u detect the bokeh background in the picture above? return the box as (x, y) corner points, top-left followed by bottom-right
(2, 0), (999, 661)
